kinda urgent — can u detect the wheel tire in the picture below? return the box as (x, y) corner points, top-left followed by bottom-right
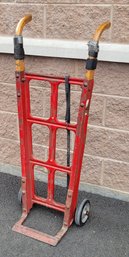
(18, 187), (22, 204)
(75, 199), (91, 227)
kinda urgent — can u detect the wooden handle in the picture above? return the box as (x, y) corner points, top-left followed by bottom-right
(15, 14), (32, 36)
(93, 21), (111, 42)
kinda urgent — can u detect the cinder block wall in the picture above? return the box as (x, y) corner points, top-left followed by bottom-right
(0, 1), (129, 195)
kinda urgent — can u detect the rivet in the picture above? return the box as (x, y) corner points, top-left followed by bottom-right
(80, 103), (84, 107)
(21, 78), (25, 82)
(84, 82), (87, 87)
(17, 92), (21, 97)
(16, 72), (20, 78)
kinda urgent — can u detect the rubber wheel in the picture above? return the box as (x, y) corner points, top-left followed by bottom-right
(18, 187), (22, 204)
(75, 199), (91, 226)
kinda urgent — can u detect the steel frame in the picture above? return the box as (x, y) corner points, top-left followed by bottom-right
(12, 14), (111, 246)
(12, 72), (94, 246)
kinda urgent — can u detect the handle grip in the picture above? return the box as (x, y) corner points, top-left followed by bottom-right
(14, 15), (32, 72)
(93, 21), (111, 42)
(15, 14), (32, 36)
(85, 21), (111, 80)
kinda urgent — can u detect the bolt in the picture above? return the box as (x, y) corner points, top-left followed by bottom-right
(84, 82), (87, 87)
(80, 103), (84, 107)
(21, 78), (25, 82)
(17, 92), (21, 97)
(16, 73), (19, 78)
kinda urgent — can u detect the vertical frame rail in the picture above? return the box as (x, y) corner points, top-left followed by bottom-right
(64, 79), (94, 226)
(47, 82), (59, 201)
(16, 73), (33, 214)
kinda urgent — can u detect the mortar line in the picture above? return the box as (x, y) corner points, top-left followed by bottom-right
(109, 4), (114, 41)
(2, 3), (112, 7)
(74, 60), (78, 77)
(42, 87), (46, 117)
(93, 92), (129, 100)
(0, 110), (17, 115)
(0, 136), (19, 142)
(85, 153), (129, 165)
(0, 2), (128, 6)
(44, 3), (112, 7)
(102, 97), (107, 126)
(40, 145), (129, 165)
(0, 82), (15, 86)
(88, 124), (129, 134)
(100, 160), (104, 186)
(43, 4), (46, 38)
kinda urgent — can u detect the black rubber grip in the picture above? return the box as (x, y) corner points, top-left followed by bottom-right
(89, 50), (98, 58)
(86, 58), (97, 70)
(14, 37), (25, 60)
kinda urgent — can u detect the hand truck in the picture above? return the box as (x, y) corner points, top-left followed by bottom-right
(12, 15), (111, 246)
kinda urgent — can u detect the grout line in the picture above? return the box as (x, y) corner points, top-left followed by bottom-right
(34, 144), (129, 166)
(0, 136), (19, 143)
(43, 4), (112, 7)
(0, 3), (113, 6)
(0, 2), (43, 6)
(0, 82), (15, 86)
(43, 5), (46, 38)
(93, 92), (129, 100)
(102, 97), (107, 126)
(42, 87), (46, 118)
(85, 153), (129, 165)
(109, 4), (114, 41)
(0, 110), (17, 115)
(100, 160), (104, 186)
(74, 60), (78, 77)
(88, 124), (129, 134)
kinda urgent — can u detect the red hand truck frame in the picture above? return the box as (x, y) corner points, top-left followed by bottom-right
(12, 15), (111, 246)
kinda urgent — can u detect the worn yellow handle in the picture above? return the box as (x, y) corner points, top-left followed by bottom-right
(15, 15), (32, 72)
(85, 21), (111, 80)
(93, 21), (111, 42)
(15, 14), (32, 36)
